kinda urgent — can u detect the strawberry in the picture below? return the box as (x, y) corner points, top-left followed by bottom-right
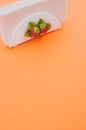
(30, 26), (40, 38)
(38, 20), (51, 34)
(24, 22), (40, 38)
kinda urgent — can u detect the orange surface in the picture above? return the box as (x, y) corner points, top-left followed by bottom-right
(0, 0), (86, 130)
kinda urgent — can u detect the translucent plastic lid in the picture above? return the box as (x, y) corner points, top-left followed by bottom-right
(0, 0), (44, 16)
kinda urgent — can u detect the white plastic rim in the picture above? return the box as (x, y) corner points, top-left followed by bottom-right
(9, 12), (61, 47)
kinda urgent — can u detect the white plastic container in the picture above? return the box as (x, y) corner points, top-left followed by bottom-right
(0, 0), (66, 47)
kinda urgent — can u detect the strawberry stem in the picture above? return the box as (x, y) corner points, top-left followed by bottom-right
(39, 23), (47, 30)
(34, 27), (40, 34)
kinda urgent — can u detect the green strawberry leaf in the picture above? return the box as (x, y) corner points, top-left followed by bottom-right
(38, 18), (45, 25)
(24, 28), (30, 37)
(46, 23), (51, 30)
(28, 22), (36, 29)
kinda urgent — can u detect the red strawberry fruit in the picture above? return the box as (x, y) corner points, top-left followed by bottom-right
(40, 25), (49, 33)
(30, 26), (40, 38)
(39, 22), (51, 34)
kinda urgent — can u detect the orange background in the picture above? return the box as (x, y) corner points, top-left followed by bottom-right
(0, 0), (86, 130)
